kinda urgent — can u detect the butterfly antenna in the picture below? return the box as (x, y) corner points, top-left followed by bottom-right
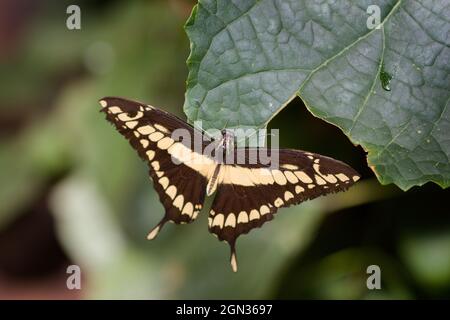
(221, 118), (231, 131)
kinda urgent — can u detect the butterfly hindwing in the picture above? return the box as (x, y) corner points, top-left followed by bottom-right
(99, 97), (208, 239)
(208, 149), (360, 271)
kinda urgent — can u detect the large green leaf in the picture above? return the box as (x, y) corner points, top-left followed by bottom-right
(184, 0), (450, 190)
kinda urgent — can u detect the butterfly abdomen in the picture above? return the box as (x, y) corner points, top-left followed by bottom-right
(206, 164), (222, 196)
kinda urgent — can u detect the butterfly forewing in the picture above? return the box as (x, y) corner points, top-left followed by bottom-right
(99, 97), (209, 239)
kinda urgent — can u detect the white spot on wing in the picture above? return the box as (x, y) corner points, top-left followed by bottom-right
(315, 174), (327, 185)
(272, 170), (287, 185)
(281, 164), (299, 170)
(137, 125), (155, 135)
(165, 185), (177, 199)
(237, 211), (248, 224)
(284, 191), (294, 201)
(158, 177), (169, 189)
(118, 111), (143, 121)
(260, 205), (270, 216)
(146, 150), (155, 161)
(313, 163), (338, 183)
(294, 171), (313, 183)
(140, 139), (149, 148)
(151, 161), (160, 171)
(225, 214), (236, 227)
(154, 123), (169, 133)
(157, 137), (174, 150)
(274, 198), (284, 207)
(149, 131), (164, 142)
(182, 202), (194, 217)
(336, 173), (350, 182)
(126, 121), (138, 129)
(249, 210), (259, 221)
(173, 194), (184, 210)
(212, 214), (224, 228)
(109, 106), (122, 114)
(284, 171), (298, 184)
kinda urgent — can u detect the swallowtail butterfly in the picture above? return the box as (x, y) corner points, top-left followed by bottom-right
(100, 97), (360, 272)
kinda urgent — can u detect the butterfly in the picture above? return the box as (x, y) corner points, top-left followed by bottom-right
(99, 97), (361, 272)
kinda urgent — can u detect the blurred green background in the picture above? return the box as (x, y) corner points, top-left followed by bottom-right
(0, 0), (449, 299)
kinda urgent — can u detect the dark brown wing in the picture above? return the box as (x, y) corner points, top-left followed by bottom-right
(99, 97), (210, 239)
(208, 149), (360, 271)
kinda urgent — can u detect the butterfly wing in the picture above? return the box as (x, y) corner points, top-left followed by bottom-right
(100, 97), (361, 271)
(99, 97), (211, 239)
(208, 149), (360, 271)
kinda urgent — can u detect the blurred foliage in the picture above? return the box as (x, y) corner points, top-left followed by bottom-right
(0, 0), (449, 299)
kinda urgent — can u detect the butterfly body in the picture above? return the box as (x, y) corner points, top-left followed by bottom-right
(100, 97), (361, 272)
